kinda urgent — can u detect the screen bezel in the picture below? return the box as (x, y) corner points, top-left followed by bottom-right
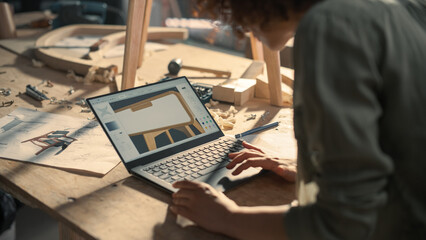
(86, 77), (224, 171)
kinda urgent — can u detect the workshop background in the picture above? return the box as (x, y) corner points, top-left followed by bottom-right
(0, 0), (294, 239)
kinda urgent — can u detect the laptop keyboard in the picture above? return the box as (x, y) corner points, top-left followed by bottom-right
(143, 138), (244, 183)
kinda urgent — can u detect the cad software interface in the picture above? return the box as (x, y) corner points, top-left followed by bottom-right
(88, 78), (220, 163)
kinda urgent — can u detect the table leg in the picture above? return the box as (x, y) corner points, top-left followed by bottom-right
(59, 223), (86, 240)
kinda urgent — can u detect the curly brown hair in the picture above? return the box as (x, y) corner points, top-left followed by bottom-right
(194, 0), (320, 36)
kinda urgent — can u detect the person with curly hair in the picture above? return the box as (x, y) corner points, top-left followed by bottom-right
(170, 0), (426, 239)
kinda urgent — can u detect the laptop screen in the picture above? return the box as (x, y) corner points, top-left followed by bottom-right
(87, 77), (222, 164)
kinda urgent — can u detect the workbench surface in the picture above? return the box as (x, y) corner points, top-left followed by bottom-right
(0, 35), (296, 239)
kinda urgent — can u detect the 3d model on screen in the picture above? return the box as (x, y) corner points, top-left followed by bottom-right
(112, 90), (205, 153)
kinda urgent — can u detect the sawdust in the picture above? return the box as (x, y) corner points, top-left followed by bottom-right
(32, 59), (45, 68)
(67, 65), (118, 84)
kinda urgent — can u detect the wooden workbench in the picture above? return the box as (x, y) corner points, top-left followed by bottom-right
(0, 29), (296, 239)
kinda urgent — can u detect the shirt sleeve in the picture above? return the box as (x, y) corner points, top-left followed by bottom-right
(284, 8), (394, 240)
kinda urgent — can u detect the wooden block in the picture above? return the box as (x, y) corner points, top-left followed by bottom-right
(212, 78), (256, 106)
(280, 66), (294, 89)
(212, 84), (235, 103)
(147, 27), (188, 40)
(240, 60), (265, 79)
(256, 74), (293, 105)
(262, 45), (283, 106)
(234, 79), (256, 106)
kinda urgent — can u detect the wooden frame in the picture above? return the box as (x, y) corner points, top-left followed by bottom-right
(35, 24), (188, 76)
(249, 33), (284, 107)
(121, 0), (152, 90)
(35, 24), (126, 75)
(120, 1), (283, 107)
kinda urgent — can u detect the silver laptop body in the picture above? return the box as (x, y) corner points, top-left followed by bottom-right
(87, 77), (259, 192)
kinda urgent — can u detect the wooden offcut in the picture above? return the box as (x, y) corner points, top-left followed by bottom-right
(212, 78), (256, 106)
(211, 59), (264, 106)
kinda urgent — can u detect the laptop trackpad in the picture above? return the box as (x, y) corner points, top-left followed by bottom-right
(197, 166), (261, 192)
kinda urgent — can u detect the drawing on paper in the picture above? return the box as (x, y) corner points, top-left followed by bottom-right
(110, 88), (205, 154)
(22, 130), (77, 155)
(0, 115), (23, 134)
(0, 107), (120, 175)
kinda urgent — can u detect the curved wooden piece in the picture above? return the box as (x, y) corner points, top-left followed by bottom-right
(35, 24), (125, 75)
(34, 24), (188, 76)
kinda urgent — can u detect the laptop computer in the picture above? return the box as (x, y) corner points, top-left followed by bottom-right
(86, 77), (260, 192)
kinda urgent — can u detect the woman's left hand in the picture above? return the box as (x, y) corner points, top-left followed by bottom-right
(170, 180), (238, 234)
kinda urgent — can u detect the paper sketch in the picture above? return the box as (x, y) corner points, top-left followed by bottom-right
(0, 108), (120, 175)
(22, 130), (77, 155)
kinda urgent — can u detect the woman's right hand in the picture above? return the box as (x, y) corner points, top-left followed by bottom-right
(227, 141), (296, 182)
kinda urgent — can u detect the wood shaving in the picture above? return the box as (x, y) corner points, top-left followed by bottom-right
(205, 99), (218, 108)
(207, 106), (238, 130)
(66, 70), (83, 82)
(209, 99), (219, 106)
(46, 80), (54, 87)
(32, 59), (45, 68)
(67, 65), (118, 84)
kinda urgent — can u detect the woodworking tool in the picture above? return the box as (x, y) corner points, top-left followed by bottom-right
(167, 58), (231, 77)
(25, 85), (49, 101)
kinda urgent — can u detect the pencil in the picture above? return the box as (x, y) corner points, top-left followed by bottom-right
(235, 121), (279, 138)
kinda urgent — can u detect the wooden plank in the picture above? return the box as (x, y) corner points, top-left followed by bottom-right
(138, 0), (153, 68)
(121, 0), (147, 90)
(240, 60), (264, 79)
(262, 45), (283, 106)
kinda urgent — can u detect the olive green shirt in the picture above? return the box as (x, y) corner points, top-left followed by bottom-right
(284, 0), (426, 239)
